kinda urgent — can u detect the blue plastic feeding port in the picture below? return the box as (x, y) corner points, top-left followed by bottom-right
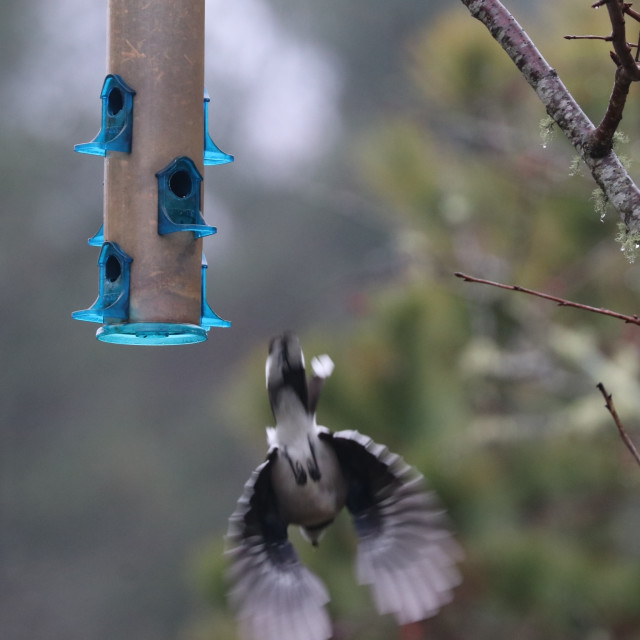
(88, 224), (104, 247)
(201, 254), (231, 328)
(156, 156), (216, 238)
(75, 74), (135, 156)
(203, 88), (234, 166)
(72, 242), (132, 323)
(96, 322), (208, 346)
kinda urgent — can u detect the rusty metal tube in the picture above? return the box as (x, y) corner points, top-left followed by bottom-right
(104, 0), (205, 326)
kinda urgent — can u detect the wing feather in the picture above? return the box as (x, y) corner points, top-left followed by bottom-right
(322, 429), (462, 625)
(226, 451), (332, 640)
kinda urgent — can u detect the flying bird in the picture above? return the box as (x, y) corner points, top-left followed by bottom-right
(226, 332), (462, 640)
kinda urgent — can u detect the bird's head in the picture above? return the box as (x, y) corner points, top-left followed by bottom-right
(266, 332), (309, 419)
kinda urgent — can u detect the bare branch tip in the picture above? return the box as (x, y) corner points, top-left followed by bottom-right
(597, 382), (640, 467)
(597, 381), (612, 401)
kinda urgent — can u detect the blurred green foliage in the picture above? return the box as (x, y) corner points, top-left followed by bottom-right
(191, 5), (640, 640)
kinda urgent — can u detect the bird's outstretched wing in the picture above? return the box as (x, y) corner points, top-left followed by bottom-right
(321, 429), (462, 625)
(226, 450), (332, 640)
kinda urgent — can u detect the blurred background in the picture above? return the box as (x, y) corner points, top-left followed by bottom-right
(2, 1), (640, 639)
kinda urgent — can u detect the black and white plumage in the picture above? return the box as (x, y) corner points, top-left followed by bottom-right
(226, 332), (462, 640)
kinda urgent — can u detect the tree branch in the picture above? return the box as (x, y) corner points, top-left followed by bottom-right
(589, 63), (633, 156)
(605, 0), (640, 79)
(597, 382), (640, 466)
(454, 271), (640, 326)
(459, 0), (640, 234)
(584, 0), (640, 156)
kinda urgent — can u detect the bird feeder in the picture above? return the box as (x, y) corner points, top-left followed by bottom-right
(73, 0), (232, 345)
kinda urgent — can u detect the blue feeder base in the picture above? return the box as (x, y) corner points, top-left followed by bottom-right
(96, 322), (208, 345)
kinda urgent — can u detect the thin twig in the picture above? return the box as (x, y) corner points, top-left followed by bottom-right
(623, 4), (640, 23)
(564, 33), (638, 48)
(564, 34), (612, 41)
(454, 271), (640, 326)
(597, 382), (640, 466)
(592, 0), (640, 18)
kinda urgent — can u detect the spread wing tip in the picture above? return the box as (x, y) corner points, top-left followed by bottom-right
(328, 428), (463, 625)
